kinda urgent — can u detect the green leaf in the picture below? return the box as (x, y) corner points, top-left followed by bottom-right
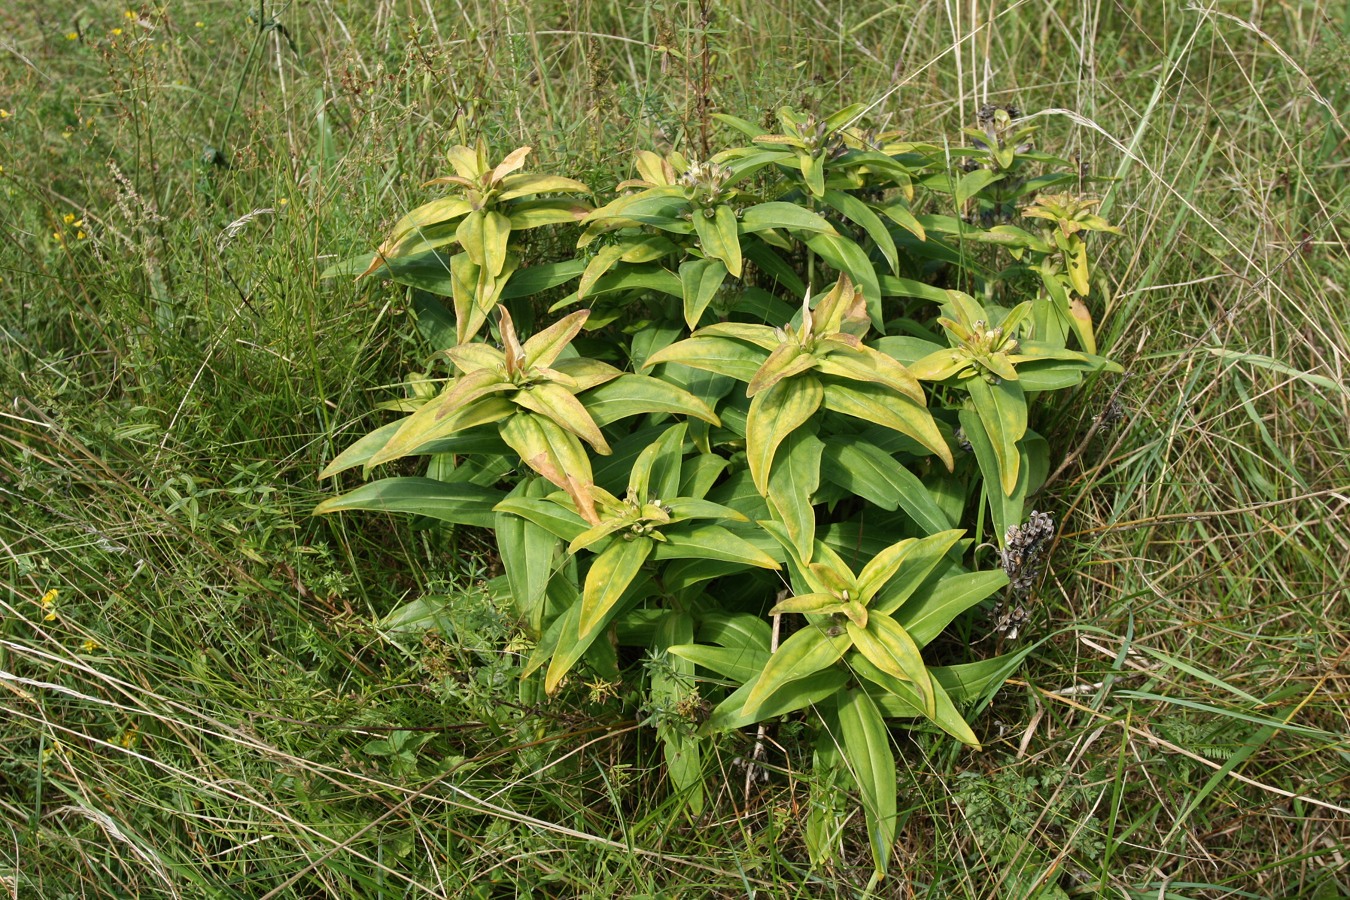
(499, 259), (586, 299)
(668, 643), (768, 684)
(800, 152), (825, 198)
(818, 439), (953, 534)
(847, 616), (934, 716)
(766, 426), (823, 563)
(706, 667), (850, 732)
(743, 625), (852, 719)
(894, 569), (1008, 647)
(581, 373), (721, 427)
(743, 243), (806, 296)
(579, 537), (653, 635)
(319, 421), (400, 479)
(481, 210), (511, 278)
(821, 382), (952, 470)
(634, 422), (687, 503)
(805, 233), (882, 325)
(853, 655), (981, 747)
(835, 687), (898, 878)
(577, 243), (630, 299)
(504, 198), (590, 229)
(368, 396), (515, 469)
(493, 496), (589, 543)
(856, 529), (963, 605)
(877, 274), (949, 304)
(651, 524), (781, 569)
(955, 169), (1004, 206)
(693, 205), (743, 277)
(512, 382), (611, 455)
(746, 375), (823, 495)
(313, 477), (504, 528)
(499, 412), (599, 523)
(495, 478), (558, 632)
(966, 377), (1026, 499)
(822, 190), (898, 273)
(868, 530), (967, 616)
(932, 651), (1029, 703)
(645, 336), (768, 384)
(740, 202), (837, 235)
(877, 200), (926, 241)
(679, 258), (729, 330)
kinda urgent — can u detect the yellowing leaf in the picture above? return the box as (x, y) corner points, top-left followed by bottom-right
(746, 376), (823, 495)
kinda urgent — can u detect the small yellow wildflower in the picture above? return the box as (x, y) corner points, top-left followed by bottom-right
(125, 10), (136, 19)
(118, 727), (139, 749)
(63, 213), (75, 223)
(112, 27), (123, 36)
(81, 638), (101, 652)
(77, 230), (86, 240)
(41, 588), (58, 621)
(66, 32), (79, 41)
(195, 21), (204, 28)
(0, 109), (10, 119)
(277, 197), (288, 206)
(53, 231), (64, 242)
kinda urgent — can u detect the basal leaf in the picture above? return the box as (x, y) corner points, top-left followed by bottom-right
(835, 687), (897, 878)
(893, 569), (1008, 647)
(742, 624), (852, 719)
(821, 382), (952, 470)
(706, 667), (850, 732)
(313, 477), (504, 528)
(668, 643), (768, 684)
(766, 426), (824, 563)
(848, 615), (934, 716)
(579, 536), (653, 635)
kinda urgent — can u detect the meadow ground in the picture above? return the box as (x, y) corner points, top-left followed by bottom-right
(1, 2), (1346, 897)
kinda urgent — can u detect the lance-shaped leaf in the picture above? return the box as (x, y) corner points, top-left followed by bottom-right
(805, 233), (882, 325)
(489, 145), (532, 183)
(741, 624), (853, 719)
(769, 592), (847, 616)
(964, 375), (1026, 496)
(692, 205), (743, 277)
(481, 210), (511, 278)
(860, 529), (965, 614)
(706, 668), (850, 732)
(815, 343), (925, 403)
(893, 568), (1008, 647)
(494, 478), (558, 633)
(435, 368), (512, 421)
(368, 396), (515, 469)
(581, 374), (720, 428)
(496, 172), (591, 201)
(679, 258), (728, 329)
(499, 412), (600, 524)
(847, 615), (934, 716)
(313, 477), (504, 528)
(493, 496), (589, 543)
(579, 536), (653, 635)
(853, 655), (980, 747)
(822, 382), (953, 470)
(822, 189), (898, 274)
(522, 309), (590, 369)
(668, 643), (768, 685)
(746, 375), (824, 495)
(766, 426), (823, 562)
(644, 335), (769, 385)
(650, 524), (781, 569)
(818, 439), (954, 535)
(740, 202), (837, 235)
(746, 341), (817, 398)
(628, 422), (686, 502)
(512, 382), (611, 455)
(836, 687), (898, 880)
(548, 357), (625, 392)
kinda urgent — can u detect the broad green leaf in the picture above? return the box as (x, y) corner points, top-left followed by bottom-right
(552, 265), (682, 310)
(800, 152), (825, 197)
(313, 477), (504, 528)
(481, 210), (511, 278)
(547, 357), (624, 392)
(581, 373), (721, 427)
(866, 530), (967, 615)
(696, 321), (782, 352)
(894, 569), (1008, 647)
(678, 453), (728, 500)
(629, 422), (686, 502)
(853, 655), (980, 747)
(856, 529), (962, 604)
(743, 624), (852, 718)
(966, 372), (1029, 495)
(668, 643), (768, 684)
(815, 344), (924, 403)
(746, 375), (824, 495)
(700, 612), (772, 651)
(498, 259), (587, 298)
(645, 336), (768, 384)
(368, 396), (515, 469)
(766, 427), (824, 562)
(705, 667), (850, 732)
(512, 382), (610, 454)
(579, 536), (652, 635)
(746, 341), (817, 398)
(835, 687), (897, 878)
(653, 612), (704, 814)
(744, 243), (807, 296)
(504, 198), (590, 229)
(387, 197), (473, 239)
(499, 412), (599, 523)
(877, 274), (950, 304)
(818, 440), (953, 534)
(693, 205), (743, 277)
(663, 497), (746, 524)
(848, 616), (934, 716)
(658, 558), (744, 594)
(455, 209), (486, 268)
(437, 368), (513, 421)
(495, 478), (558, 632)
(769, 592), (844, 616)
(577, 243), (630, 299)
(822, 190), (898, 273)
(679, 258), (728, 330)
(320, 421), (400, 479)
(651, 524), (781, 569)
(955, 169), (1004, 206)
(493, 497), (589, 543)
(806, 233), (882, 324)
(740, 202), (837, 235)
(497, 173), (591, 200)
(821, 382), (952, 470)
(932, 651), (1030, 703)
(521, 309), (590, 369)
